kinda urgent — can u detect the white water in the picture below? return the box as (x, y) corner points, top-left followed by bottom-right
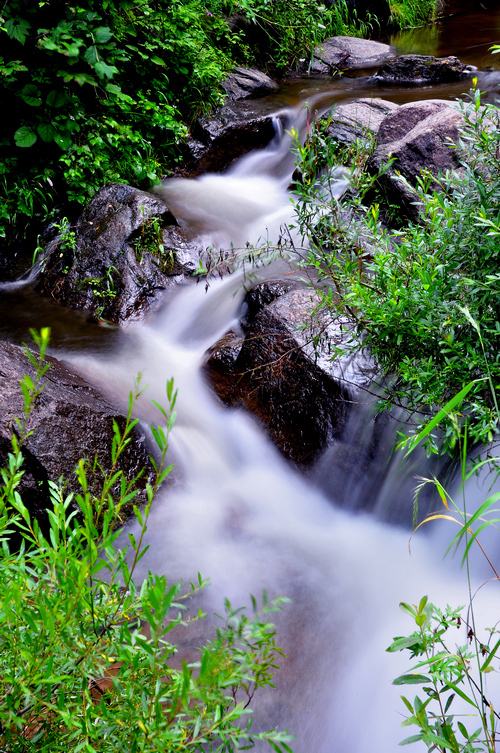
(64, 271), (500, 753)
(47, 94), (500, 752)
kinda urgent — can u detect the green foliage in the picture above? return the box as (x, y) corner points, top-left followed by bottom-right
(388, 0), (439, 29)
(0, 330), (292, 752)
(0, 0), (237, 243)
(228, 0), (376, 70)
(388, 410), (500, 753)
(292, 93), (500, 454)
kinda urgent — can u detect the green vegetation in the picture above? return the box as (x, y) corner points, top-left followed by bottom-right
(0, 0), (371, 253)
(388, 0), (439, 29)
(292, 91), (500, 455)
(387, 412), (500, 752)
(0, 328), (292, 752)
(0, 0), (440, 256)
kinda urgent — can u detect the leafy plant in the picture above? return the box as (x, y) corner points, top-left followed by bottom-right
(291, 92), (500, 454)
(388, 396), (500, 752)
(0, 328), (293, 752)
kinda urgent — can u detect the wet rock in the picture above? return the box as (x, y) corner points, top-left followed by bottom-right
(187, 99), (288, 174)
(368, 101), (464, 222)
(310, 36), (395, 74)
(37, 183), (203, 324)
(222, 66), (279, 101)
(205, 281), (377, 465)
(0, 338), (155, 541)
(322, 97), (399, 145)
(374, 54), (475, 84)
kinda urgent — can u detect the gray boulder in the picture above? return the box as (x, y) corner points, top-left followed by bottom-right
(323, 97), (399, 145)
(0, 338), (155, 540)
(204, 280), (377, 464)
(310, 36), (395, 74)
(374, 54), (475, 84)
(38, 184), (203, 324)
(222, 66), (279, 100)
(368, 101), (464, 222)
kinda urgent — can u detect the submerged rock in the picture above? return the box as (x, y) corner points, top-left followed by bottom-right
(310, 36), (395, 74)
(222, 66), (279, 100)
(374, 54), (475, 84)
(0, 338), (155, 540)
(368, 101), (464, 222)
(205, 280), (377, 465)
(38, 183), (203, 324)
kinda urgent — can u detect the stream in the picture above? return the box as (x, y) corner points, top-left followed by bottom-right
(2, 3), (500, 750)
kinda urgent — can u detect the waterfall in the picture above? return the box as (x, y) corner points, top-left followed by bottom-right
(4, 24), (500, 745)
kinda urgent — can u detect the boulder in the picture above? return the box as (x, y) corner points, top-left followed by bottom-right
(204, 280), (377, 465)
(322, 97), (399, 145)
(374, 54), (475, 84)
(187, 99), (290, 174)
(37, 183), (204, 324)
(368, 101), (464, 222)
(310, 36), (395, 74)
(222, 66), (279, 100)
(0, 338), (155, 542)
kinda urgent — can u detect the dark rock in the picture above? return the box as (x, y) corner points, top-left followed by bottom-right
(374, 54), (475, 84)
(0, 338), (155, 540)
(222, 66), (279, 101)
(188, 100), (289, 174)
(310, 36), (395, 74)
(368, 101), (464, 222)
(37, 183), (203, 324)
(205, 282), (377, 465)
(322, 97), (399, 145)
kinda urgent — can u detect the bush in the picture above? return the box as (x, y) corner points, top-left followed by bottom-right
(0, 328), (292, 752)
(291, 91), (500, 454)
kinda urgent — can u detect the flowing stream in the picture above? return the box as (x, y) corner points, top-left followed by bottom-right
(2, 4), (500, 750)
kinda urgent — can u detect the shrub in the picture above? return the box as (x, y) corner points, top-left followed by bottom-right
(291, 91), (500, 454)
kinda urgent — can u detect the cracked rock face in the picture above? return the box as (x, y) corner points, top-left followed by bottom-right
(37, 183), (203, 324)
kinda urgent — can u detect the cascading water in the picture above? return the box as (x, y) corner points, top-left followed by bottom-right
(2, 8), (500, 747)
(53, 105), (500, 753)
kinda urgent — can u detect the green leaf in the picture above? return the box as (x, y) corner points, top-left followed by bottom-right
(54, 131), (72, 151)
(387, 636), (423, 653)
(37, 122), (57, 142)
(401, 381), (478, 457)
(84, 46), (98, 66)
(5, 17), (31, 45)
(46, 89), (69, 108)
(151, 55), (165, 66)
(94, 26), (113, 44)
(14, 126), (37, 147)
(393, 673), (432, 685)
(399, 734), (423, 746)
(94, 60), (117, 79)
(20, 84), (42, 107)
